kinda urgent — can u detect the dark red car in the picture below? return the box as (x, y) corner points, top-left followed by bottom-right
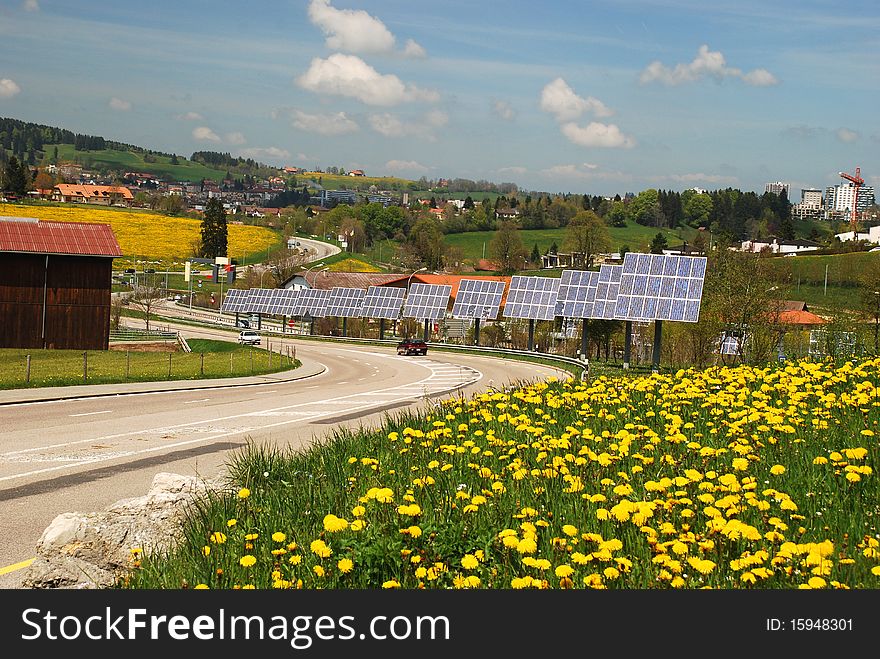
(397, 339), (428, 356)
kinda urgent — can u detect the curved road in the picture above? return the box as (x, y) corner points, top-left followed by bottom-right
(0, 329), (568, 587)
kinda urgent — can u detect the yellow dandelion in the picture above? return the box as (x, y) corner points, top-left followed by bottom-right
(239, 555), (256, 568)
(272, 532), (286, 543)
(769, 465), (785, 476)
(237, 488), (250, 499)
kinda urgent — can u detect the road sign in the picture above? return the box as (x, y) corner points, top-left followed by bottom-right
(288, 319), (295, 328)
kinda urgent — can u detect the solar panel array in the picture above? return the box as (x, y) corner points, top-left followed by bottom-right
(244, 288), (275, 314)
(271, 288), (300, 316)
(221, 288), (250, 313)
(325, 287), (366, 317)
(361, 286), (407, 319)
(555, 270), (600, 319)
(291, 288), (331, 317)
(614, 253), (707, 323)
(403, 283), (452, 320)
(451, 279), (506, 320)
(503, 275), (560, 320)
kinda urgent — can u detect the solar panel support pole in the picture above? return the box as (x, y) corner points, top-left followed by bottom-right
(342, 317), (348, 337)
(581, 319), (589, 363)
(257, 314), (262, 331)
(474, 319), (481, 346)
(379, 318), (385, 340)
(623, 321), (632, 369)
(528, 319), (535, 351)
(651, 320), (663, 372)
(423, 319), (430, 342)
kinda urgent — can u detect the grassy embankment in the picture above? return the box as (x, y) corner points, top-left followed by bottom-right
(0, 339), (298, 390)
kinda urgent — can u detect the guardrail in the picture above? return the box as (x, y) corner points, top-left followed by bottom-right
(110, 329), (179, 342)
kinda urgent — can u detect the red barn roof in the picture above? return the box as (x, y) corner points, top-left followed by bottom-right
(0, 218), (122, 257)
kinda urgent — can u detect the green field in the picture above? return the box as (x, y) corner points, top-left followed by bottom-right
(0, 339), (296, 389)
(47, 144), (229, 182)
(445, 224), (697, 262)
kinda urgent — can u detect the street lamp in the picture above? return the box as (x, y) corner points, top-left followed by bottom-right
(304, 262), (327, 288)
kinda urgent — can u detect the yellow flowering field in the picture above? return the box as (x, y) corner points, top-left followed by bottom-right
(126, 357), (879, 590)
(0, 203), (278, 263)
(327, 258), (382, 273)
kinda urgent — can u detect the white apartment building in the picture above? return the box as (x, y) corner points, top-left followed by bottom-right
(825, 183), (875, 220)
(791, 187), (823, 220)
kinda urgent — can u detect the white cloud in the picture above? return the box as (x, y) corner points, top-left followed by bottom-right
(176, 111), (204, 121)
(109, 97), (132, 111)
(308, 0), (395, 54)
(0, 79), (21, 98)
(497, 166), (527, 176)
(238, 147), (291, 161)
(492, 99), (515, 121)
(560, 122), (636, 149)
(639, 45), (779, 87)
(836, 127), (859, 143)
(540, 78), (613, 122)
(369, 110), (447, 140)
(307, 0), (425, 57)
(292, 110), (360, 135)
(385, 159), (429, 174)
(192, 126), (221, 142)
(224, 132), (247, 145)
(540, 164), (632, 182)
(403, 39), (427, 58)
(23, 0), (39, 11)
(296, 54), (439, 106)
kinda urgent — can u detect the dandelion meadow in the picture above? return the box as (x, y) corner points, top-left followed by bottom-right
(0, 203), (278, 262)
(126, 357), (879, 590)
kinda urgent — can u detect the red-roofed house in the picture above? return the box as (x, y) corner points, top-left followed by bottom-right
(52, 184), (134, 206)
(0, 217), (122, 349)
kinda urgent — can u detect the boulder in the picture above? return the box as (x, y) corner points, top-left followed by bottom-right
(23, 472), (225, 589)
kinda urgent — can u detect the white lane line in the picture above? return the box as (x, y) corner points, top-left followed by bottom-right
(68, 410), (112, 417)
(183, 399), (211, 404)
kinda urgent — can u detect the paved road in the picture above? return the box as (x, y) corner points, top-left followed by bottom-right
(0, 331), (567, 587)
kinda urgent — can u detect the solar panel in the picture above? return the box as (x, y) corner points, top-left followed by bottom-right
(239, 288), (274, 314)
(270, 288), (300, 316)
(361, 286), (407, 319)
(291, 288), (331, 317)
(451, 279), (506, 320)
(325, 287), (366, 317)
(221, 288), (249, 313)
(614, 253), (707, 323)
(555, 270), (600, 319)
(403, 283), (452, 320)
(503, 275), (560, 320)
(592, 264), (622, 320)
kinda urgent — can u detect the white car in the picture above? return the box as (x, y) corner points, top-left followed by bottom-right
(238, 330), (261, 346)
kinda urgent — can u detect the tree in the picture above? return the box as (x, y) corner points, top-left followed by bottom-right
(463, 195), (475, 210)
(1, 156), (29, 195)
(489, 221), (528, 275)
(199, 197), (228, 258)
(607, 201), (628, 227)
(684, 193), (713, 228)
(129, 275), (164, 332)
(649, 232), (669, 254)
(692, 230), (709, 254)
(530, 243), (541, 266)
(408, 218), (445, 270)
(563, 210), (611, 268)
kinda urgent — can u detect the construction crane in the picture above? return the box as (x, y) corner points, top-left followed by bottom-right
(838, 167), (864, 233)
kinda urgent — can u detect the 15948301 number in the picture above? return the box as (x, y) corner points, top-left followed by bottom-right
(790, 618), (853, 631)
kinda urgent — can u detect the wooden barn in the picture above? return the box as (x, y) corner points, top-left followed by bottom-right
(0, 217), (122, 350)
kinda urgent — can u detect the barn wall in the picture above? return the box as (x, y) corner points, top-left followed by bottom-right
(0, 253), (113, 350)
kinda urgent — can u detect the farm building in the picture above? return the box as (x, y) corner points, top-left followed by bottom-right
(0, 217), (122, 350)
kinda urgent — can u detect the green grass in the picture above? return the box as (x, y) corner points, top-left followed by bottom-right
(0, 343), (298, 389)
(445, 225), (697, 263)
(123, 355), (880, 590)
(47, 144), (229, 182)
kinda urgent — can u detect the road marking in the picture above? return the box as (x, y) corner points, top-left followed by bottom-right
(183, 398), (211, 404)
(69, 410), (112, 417)
(0, 558), (34, 576)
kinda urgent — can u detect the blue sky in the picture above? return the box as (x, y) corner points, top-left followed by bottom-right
(1, 0), (877, 197)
